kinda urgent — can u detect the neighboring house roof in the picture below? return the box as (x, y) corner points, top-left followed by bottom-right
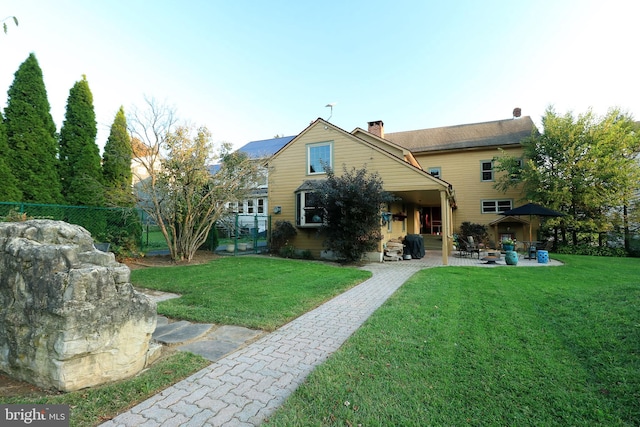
(237, 135), (295, 159)
(207, 135), (294, 175)
(385, 116), (536, 153)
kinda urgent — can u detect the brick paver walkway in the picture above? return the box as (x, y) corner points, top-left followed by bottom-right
(102, 251), (560, 426)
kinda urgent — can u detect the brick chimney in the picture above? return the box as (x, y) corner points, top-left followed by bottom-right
(367, 120), (384, 138)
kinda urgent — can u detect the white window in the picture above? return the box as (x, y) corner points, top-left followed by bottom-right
(257, 198), (265, 214)
(428, 167), (441, 179)
(247, 199), (254, 214)
(296, 191), (323, 227)
(307, 142), (332, 175)
(481, 160), (494, 182)
(482, 199), (513, 214)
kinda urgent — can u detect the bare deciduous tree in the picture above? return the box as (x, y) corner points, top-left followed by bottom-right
(130, 97), (260, 261)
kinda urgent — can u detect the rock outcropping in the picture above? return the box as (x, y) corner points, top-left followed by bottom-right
(0, 220), (157, 391)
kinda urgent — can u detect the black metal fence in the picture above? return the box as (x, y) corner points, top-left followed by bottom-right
(215, 214), (270, 255)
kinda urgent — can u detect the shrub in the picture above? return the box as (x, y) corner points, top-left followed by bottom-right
(459, 221), (489, 246)
(315, 165), (396, 263)
(279, 244), (296, 258)
(555, 243), (627, 257)
(199, 224), (219, 252)
(2, 208), (29, 222)
(271, 220), (297, 253)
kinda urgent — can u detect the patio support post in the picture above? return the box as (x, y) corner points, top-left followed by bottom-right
(440, 190), (449, 265)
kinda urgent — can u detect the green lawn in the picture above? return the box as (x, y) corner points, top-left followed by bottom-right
(1, 257), (370, 426)
(131, 256), (372, 331)
(140, 226), (169, 251)
(267, 254), (640, 426)
(1, 352), (211, 427)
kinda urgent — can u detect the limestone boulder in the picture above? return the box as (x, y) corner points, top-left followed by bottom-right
(0, 220), (157, 392)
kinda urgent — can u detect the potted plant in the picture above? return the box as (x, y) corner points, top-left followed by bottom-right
(502, 238), (515, 252)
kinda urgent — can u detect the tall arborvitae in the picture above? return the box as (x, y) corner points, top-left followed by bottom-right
(0, 110), (22, 201)
(59, 75), (104, 206)
(102, 106), (134, 206)
(4, 53), (62, 203)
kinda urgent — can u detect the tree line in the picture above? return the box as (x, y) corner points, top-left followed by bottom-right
(494, 107), (640, 254)
(0, 53), (133, 207)
(0, 53), (260, 262)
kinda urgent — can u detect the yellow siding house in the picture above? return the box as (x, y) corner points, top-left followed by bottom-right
(266, 114), (537, 264)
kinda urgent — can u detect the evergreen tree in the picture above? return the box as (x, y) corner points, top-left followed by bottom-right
(59, 75), (103, 206)
(4, 53), (62, 203)
(102, 106), (134, 206)
(0, 110), (22, 201)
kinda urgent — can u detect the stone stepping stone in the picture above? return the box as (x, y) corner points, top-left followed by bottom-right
(177, 325), (264, 361)
(177, 340), (240, 362)
(153, 321), (214, 346)
(206, 325), (263, 342)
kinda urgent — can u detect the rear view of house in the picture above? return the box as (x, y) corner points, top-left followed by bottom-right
(265, 113), (537, 264)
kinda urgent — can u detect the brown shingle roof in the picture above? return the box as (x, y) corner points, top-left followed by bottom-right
(385, 116), (537, 153)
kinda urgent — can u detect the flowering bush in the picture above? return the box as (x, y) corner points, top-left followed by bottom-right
(502, 238), (515, 245)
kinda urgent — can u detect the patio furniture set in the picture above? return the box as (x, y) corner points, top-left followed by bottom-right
(457, 235), (553, 265)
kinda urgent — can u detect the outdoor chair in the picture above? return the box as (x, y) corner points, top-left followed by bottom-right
(541, 240), (554, 250)
(457, 239), (470, 257)
(466, 236), (482, 259)
(458, 236), (480, 259)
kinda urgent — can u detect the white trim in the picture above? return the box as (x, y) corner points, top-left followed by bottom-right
(307, 141), (333, 175)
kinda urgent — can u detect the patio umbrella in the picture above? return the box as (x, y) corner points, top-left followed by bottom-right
(500, 202), (565, 243)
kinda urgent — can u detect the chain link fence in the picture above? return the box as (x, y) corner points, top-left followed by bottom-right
(0, 202), (142, 253)
(1, 203), (272, 257)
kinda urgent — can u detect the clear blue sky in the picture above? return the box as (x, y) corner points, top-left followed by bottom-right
(2, 1), (639, 152)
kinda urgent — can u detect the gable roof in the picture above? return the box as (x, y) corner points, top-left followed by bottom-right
(238, 135), (295, 159)
(385, 116), (536, 153)
(351, 127), (422, 169)
(269, 118), (452, 190)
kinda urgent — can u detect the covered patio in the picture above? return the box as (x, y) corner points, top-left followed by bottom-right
(386, 186), (456, 265)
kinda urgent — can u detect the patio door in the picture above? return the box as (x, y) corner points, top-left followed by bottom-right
(420, 206), (442, 235)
